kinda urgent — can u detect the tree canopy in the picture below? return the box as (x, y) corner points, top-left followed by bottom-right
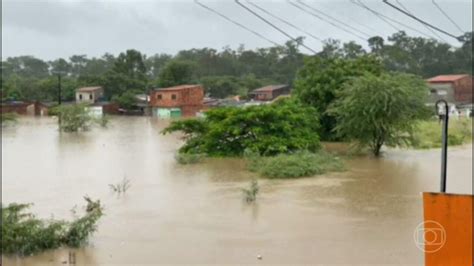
(328, 72), (430, 156)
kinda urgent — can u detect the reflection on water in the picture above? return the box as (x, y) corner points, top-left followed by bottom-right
(2, 117), (472, 265)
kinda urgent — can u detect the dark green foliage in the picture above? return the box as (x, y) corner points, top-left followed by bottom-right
(1, 31), (472, 103)
(247, 150), (345, 178)
(157, 60), (197, 87)
(112, 90), (139, 110)
(294, 55), (384, 139)
(200, 74), (270, 98)
(163, 99), (321, 156)
(1, 197), (103, 256)
(329, 72), (430, 156)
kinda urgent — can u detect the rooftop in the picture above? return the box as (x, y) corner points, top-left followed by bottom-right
(76, 86), (103, 92)
(251, 84), (289, 93)
(154, 84), (201, 92)
(427, 75), (470, 83)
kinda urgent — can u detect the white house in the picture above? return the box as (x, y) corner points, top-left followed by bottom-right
(75, 86), (104, 104)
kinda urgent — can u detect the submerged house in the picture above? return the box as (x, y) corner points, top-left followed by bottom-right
(1, 101), (49, 116)
(149, 84), (204, 118)
(75, 86), (104, 104)
(249, 84), (291, 101)
(75, 86), (118, 116)
(426, 75), (473, 107)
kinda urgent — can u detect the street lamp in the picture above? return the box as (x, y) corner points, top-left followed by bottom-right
(435, 99), (449, 193)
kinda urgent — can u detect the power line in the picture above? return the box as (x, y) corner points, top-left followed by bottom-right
(431, 0), (465, 34)
(245, 0), (324, 43)
(287, 1), (367, 42)
(353, 0), (433, 39)
(350, 0), (400, 32)
(382, 0), (463, 41)
(297, 0), (371, 38)
(316, 2), (382, 36)
(234, 0), (318, 54)
(194, 0), (280, 46)
(395, 0), (448, 42)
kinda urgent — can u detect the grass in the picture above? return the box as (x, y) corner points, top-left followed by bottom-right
(410, 118), (472, 149)
(1, 197), (103, 256)
(242, 180), (259, 203)
(175, 153), (205, 164)
(247, 150), (345, 179)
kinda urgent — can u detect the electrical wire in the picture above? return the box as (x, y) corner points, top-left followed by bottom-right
(354, 0), (434, 39)
(350, 0), (400, 32)
(382, 0), (463, 41)
(395, 0), (447, 42)
(245, 0), (324, 43)
(432, 0), (465, 34)
(287, 0), (367, 42)
(235, 0), (318, 54)
(297, 0), (371, 38)
(194, 0), (280, 46)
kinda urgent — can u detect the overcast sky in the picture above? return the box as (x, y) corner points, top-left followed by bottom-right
(2, 0), (472, 60)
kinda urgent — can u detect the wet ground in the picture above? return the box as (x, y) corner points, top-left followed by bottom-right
(2, 117), (472, 265)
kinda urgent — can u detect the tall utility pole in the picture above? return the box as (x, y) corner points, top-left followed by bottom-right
(52, 70), (66, 105)
(57, 73), (62, 105)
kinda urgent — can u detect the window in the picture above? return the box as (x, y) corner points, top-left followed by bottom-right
(79, 94), (83, 100)
(171, 94), (177, 100)
(157, 94), (162, 100)
(89, 94), (93, 100)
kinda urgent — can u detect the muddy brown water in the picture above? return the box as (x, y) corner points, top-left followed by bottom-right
(2, 117), (472, 265)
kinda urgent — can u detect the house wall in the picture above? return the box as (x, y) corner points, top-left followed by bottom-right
(428, 83), (456, 103)
(1, 102), (48, 116)
(452, 76), (473, 103)
(76, 89), (104, 104)
(150, 86), (204, 117)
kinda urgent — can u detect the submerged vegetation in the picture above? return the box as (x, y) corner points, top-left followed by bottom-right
(410, 118), (473, 149)
(109, 177), (131, 194)
(53, 104), (108, 132)
(1, 197), (103, 256)
(242, 180), (259, 203)
(163, 99), (320, 156)
(247, 150), (345, 179)
(175, 153), (205, 164)
(1, 112), (17, 124)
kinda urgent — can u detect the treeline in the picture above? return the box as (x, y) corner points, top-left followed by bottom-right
(1, 31), (472, 103)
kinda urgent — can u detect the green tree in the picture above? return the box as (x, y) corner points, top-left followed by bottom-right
(163, 98), (321, 156)
(157, 60), (197, 87)
(328, 72), (429, 156)
(294, 55), (384, 140)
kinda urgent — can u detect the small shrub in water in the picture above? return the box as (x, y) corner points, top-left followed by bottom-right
(248, 150), (345, 178)
(109, 177), (131, 194)
(175, 153), (204, 164)
(1, 197), (103, 256)
(242, 180), (259, 203)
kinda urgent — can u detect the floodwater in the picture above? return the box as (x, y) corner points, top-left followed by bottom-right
(2, 117), (472, 266)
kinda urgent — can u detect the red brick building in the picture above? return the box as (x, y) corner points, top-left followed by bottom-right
(249, 84), (291, 101)
(149, 84), (204, 117)
(427, 75), (473, 105)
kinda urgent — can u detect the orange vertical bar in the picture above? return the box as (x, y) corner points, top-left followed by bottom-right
(423, 192), (473, 266)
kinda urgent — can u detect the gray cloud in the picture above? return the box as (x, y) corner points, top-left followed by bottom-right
(2, 0), (472, 60)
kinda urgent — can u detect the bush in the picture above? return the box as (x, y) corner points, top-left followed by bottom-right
(1, 197), (103, 256)
(53, 104), (109, 132)
(175, 153), (205, 164)
(410, 118), (472, 149)
(248, 150), (345, 178)
(163, 98), (321, 156)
